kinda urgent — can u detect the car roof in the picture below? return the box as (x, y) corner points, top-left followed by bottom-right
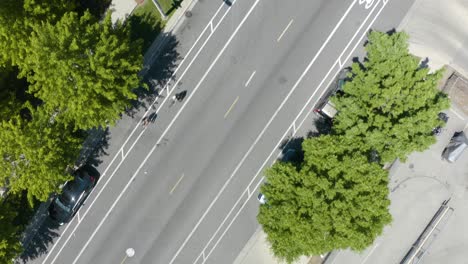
(60, 175), (88, 204)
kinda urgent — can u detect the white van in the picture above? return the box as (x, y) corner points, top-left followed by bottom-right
(319, 101), (338, 119)
(315, 69), (347, 119)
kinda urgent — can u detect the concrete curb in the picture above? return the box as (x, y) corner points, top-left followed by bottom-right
(234, 227), (312, 264)
(18, 128), (106, 254)
(141, 0), (198, 76)
(17, 0), (197, 256)
(233, 227), (264, 264)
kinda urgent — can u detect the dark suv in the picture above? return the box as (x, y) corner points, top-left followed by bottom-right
(49, 169), (95, 225)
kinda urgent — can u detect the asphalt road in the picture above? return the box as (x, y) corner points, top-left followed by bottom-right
(28, 1), (416, 264)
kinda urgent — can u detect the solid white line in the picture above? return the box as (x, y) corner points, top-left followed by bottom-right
(341, 0), (386, 65)
(70, 1), (262, 263)
(198, 58), (342, 262)
(42, 1), (241, 264)
(338, 0), (380, 63)
(244, 70), (256, 87)
(201, 176), (264, 263)
(168, 2), (267, 264)
(450, 108), (465, 120)
(197, 1), (389, 262)
(170, 174), (185, 195)
(277, 19), (294, 42)
(170, 1), (359, 263)
(43, 1), (240, 264)
(196, 59), (340, 263)
(224, 96), (240, 118)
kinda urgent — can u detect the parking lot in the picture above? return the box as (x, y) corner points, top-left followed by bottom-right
(326, 83), (468, 264)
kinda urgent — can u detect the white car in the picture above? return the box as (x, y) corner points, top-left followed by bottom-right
(257, 193), (267, 204)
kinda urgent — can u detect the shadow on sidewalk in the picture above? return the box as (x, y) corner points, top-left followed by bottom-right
(125, 33), (181, 118)
(128, 12), (164, 53)
(81, 127), (112, 168)
(76, 0), (112, 19)
(166, 0), (184, 16)
(18, 218), (61, 264)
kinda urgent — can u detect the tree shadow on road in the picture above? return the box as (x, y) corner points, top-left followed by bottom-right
(278, 136), (305, 165)
(18, 164), (102, 263)
(75, 127), (111, 169)
(144, 33), (181, 95)
(17, 216), (61, 263)
(307, 115), (333, 137)
(125, 33), (181, 117)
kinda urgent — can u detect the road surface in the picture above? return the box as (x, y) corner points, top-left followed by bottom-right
(25, 0), (416, 263)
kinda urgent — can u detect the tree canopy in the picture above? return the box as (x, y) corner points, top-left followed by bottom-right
(18, 11), (143, 130)
(332, 31), (450, 162)
(1, 1), (144, 130)
(0, 1), (147, 261)
(0, 66), (24, 119)
(0, 201), (22, 264)
(258, 135), (392, 263)
(0, 107), (82, 203)
(0, 0), (145, 202)
(0, 0), (74, 67)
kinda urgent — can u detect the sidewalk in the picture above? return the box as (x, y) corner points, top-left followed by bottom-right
(398, 0), (468, 77)
(18, 0), (197, 257)
(234, 227), (321, 264)
(109, 0), (198, 74)
(110, 0), (138, 23)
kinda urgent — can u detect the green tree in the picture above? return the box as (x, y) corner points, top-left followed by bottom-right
(18, 11), (144, 130)
(0, 66), (24, 119)
(0, 200), (22, 264)
(258, 135), (391, 263)
(0, 0), (74, 66)
(0, 107), (82, 203)
(0, 0), (28, 67)
(22, 0), (75, 21)
(332, 31), (450, 163)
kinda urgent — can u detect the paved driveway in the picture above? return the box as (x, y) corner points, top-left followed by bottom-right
(327, 107), (468, 264)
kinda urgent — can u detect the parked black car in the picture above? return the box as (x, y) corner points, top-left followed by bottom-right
(49, 169), (95, 225)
